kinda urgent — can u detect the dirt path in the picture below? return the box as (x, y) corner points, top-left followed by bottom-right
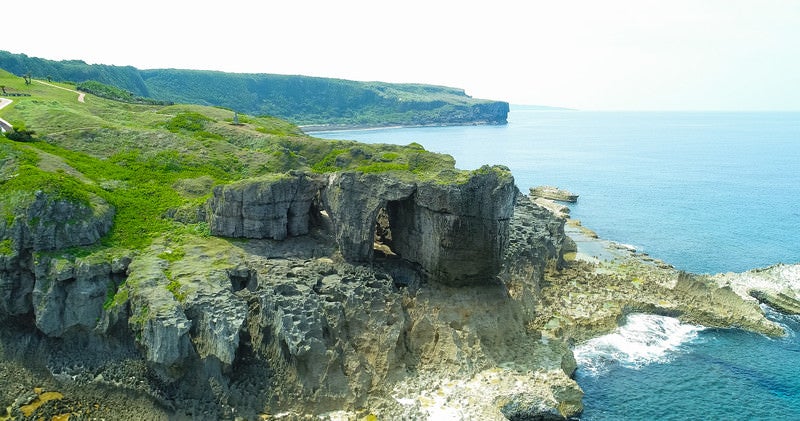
(0, 97), (12, 132)
(35, 80), (85, 103)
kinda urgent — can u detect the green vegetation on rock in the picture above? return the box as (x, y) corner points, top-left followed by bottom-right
(0, 67), (471, 254)
(0, 239), (13, 255)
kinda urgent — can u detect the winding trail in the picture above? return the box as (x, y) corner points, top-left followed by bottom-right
(35, 80), (85, 103)
(1, 80), (87, 132)
(0, 97), (12, 132)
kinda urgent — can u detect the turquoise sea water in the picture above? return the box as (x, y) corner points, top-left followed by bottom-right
(313, 108), (800, 420)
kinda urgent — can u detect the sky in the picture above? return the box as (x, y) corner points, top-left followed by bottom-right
(3, 0), (800, 110)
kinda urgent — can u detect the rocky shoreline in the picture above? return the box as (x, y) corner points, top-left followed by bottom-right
(1, 176), (796, 420)
(299, 120), (507, 134)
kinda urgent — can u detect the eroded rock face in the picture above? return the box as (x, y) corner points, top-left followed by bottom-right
(208, 168), (517, 287)
(31, 256), (127, 337)
(388, 172), (516, 286)
(208, 173), (323, 240)
(245, 259), (405, 398)
(321, 172), (417, 263)
(0, 192), (114, 317)
(1, 191), (114, 252)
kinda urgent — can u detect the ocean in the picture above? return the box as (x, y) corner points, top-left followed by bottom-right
(313, 108), (800, 420)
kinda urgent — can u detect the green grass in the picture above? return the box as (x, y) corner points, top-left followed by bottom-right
(158, 247), (186, 262)
(0, 67), (469, 254)
(166, 278), (187, 302)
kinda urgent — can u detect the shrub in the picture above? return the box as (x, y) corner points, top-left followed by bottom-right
(4, 123), (36, 142)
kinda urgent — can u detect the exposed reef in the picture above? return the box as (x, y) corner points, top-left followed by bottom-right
(0, 169), (792, 420)
(530, 186), (578, 203)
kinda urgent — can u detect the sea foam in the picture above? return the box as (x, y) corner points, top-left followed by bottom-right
(573, 313), (703, 375)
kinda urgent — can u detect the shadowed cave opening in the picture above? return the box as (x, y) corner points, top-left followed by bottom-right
(374, 198), (415, 260)
(374, 207), (397, 258)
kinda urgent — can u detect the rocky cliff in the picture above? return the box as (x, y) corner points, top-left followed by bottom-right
(0, 167), (789, 420)
(0, 190), (114, 318)
(208, 166), (516, 286)
(0, 164), (581, 420)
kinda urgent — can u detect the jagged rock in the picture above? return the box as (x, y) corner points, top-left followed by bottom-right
(207, 172), (322, 240)
(749, 289), (800, 315)
(122, 243), (252, 379)
(179, 272), (247, 368)
(0, 191), (114, 318)
(246, 259), (404, 397)
(210, 167), (515, 287)
(31, 255), (114, 337)
(124, 254), (194, 375)
(5, 176), (788, 420)
(530, 186), (578, 203)
(389, 169), (516, 286)
(321, 171), (416, 262)
(0, 191), (114, 252)
(323, 167), (515, 286)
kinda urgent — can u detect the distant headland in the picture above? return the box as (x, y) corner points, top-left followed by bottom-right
(0, 50), (509, 128)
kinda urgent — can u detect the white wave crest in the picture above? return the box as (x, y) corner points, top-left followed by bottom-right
(573, 313), (703, 375)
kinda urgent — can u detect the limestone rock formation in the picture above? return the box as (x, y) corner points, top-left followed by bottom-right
(3, 168), (791, 420)
(31, 255), (126, 337)
(207, 172), (322, 240)
(713, 264), (800, 315)
(208, 167), (516, 287)
(388, 170), (516, 286)
(321, 171), (417, 263)
(530, 186), (578, 203)
(0, 191), (114, 317)
(322, 167), (518, 286)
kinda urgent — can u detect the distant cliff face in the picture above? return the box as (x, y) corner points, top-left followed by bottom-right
(0, 51), (510, 127)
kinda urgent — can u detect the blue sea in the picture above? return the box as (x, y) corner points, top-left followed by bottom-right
(313, 108), (800, 420)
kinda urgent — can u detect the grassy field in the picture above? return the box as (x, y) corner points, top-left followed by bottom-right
(0, 69), (471, 253)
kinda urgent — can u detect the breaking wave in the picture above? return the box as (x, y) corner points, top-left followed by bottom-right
(573, 313), (703, 375)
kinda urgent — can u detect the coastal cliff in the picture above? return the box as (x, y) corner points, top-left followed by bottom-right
(0, 162), (582, 419)
(1, 178), (786, 420)
(1, 72), (794, 420)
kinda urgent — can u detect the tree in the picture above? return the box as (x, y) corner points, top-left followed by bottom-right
(0, 85), (6, 94)
(23, 73), (31, 85)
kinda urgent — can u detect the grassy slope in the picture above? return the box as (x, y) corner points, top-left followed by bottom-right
(0, 51), (508, 126)
(0, 69), (472, 254)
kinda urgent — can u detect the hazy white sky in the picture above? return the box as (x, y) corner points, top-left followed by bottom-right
(4, 0), (800, 110)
